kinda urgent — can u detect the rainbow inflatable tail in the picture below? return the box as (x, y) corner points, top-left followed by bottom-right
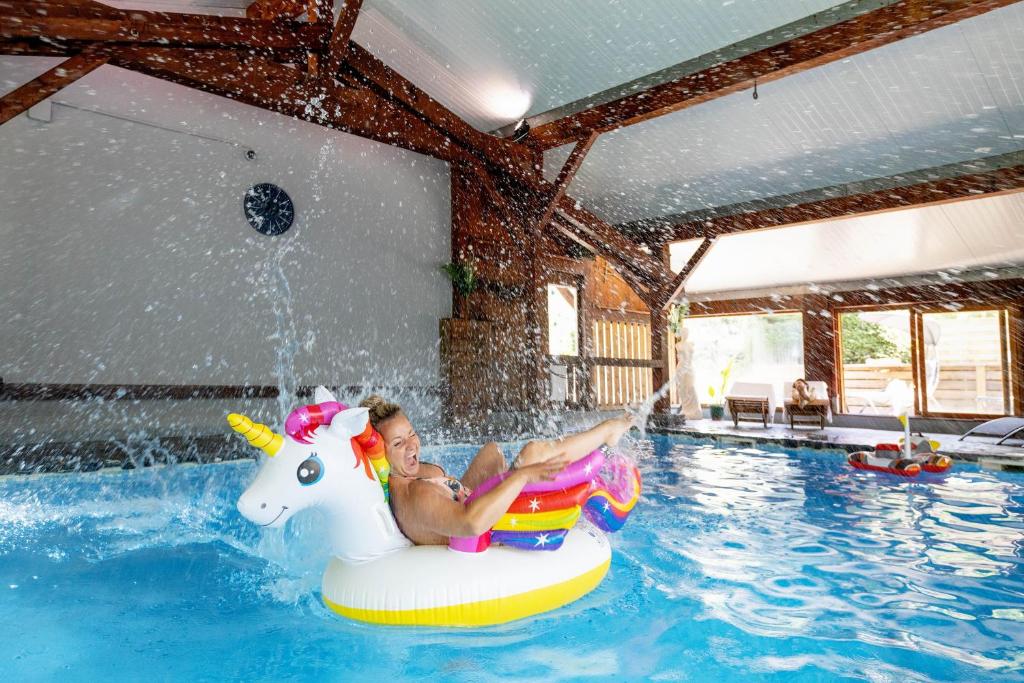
(582, 453), (642, 533)
(456, 447), (642, 553)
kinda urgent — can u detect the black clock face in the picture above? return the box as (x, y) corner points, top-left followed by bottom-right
(243, 183), (295, 236)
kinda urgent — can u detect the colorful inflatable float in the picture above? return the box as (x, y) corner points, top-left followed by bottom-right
(848, 415), (952, 476)
(229, 387), (640, 626)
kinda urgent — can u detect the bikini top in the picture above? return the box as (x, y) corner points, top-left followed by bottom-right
(392, 464), (472, 504)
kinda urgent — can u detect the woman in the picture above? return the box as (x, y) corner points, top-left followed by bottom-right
(359, 395), (636, 546)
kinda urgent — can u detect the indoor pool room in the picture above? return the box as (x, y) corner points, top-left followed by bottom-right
(2, 1), (1024, 681)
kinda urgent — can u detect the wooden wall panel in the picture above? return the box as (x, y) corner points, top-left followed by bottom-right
(591, 256), (650, 313)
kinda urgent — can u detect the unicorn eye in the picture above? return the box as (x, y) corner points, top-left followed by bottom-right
(297, 455), (324, 486)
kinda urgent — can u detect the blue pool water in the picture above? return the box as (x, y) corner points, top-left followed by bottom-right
(1, 435), (1023, 681)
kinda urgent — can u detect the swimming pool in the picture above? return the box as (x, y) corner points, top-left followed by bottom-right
(2, 435), (1022, 681)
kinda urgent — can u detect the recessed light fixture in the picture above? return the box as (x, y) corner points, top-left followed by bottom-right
(510, 119), (530, 143)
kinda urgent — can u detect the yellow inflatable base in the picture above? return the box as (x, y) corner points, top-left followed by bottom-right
(323, 558), (610, 627)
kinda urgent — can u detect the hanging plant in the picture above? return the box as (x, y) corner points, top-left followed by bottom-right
(668, 301), (690, 337)
(442, 258), (479, 320)
(442, 259), (478, 298)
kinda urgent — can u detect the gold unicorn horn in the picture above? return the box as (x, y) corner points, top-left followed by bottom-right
(227, 413), (283, 457)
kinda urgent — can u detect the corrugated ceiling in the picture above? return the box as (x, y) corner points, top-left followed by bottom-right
(353, 0), (846, 131)
(564, 3), (1024, 224)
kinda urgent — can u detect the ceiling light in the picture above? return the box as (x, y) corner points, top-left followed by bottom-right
(483, 82), (531, 122)
(510, 119), (530, 143)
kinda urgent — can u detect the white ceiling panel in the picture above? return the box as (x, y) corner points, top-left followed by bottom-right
(681, 191), (1024, 295)
(567, 3), (1024, 224)
(353, 0), (846, 132)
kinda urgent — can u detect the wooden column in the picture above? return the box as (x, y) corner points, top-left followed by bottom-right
(801, 294), (839, 402)
(650, 306), (670, 414)
(1009, 303), (1024, 416)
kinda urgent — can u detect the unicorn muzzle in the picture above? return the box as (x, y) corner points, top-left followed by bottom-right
(236, 488), (291, 527)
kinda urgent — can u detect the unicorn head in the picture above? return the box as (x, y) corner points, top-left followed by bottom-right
(231, 387), (410, 563)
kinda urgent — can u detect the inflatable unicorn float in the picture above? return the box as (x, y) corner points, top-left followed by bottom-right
(228, 387), (640, 626)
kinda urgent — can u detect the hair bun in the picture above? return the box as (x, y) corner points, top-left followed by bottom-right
(359, 394), (402, 427)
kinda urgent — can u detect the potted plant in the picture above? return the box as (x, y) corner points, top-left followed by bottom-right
(442, 258), (478, 320)
(706, 356), (734, 420)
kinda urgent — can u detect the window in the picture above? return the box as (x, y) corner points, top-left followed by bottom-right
(547, 282), (581, 405)
(838, 307), (1012, 417)
(918, 309), (1009, 416)
(839, 310), (915, 415)
(546, 284), (579, 356)
(684, 313), (803, 405)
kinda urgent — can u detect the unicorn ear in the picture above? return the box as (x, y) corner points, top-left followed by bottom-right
(314, 385), (338, 404)
(328, 407), (370, 439)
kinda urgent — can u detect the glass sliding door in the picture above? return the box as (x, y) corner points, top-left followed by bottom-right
(838, 309), (915, 415)
(916, 309), (1010, 417)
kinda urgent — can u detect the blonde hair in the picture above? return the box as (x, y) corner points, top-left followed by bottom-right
(359, 394), (404, 430)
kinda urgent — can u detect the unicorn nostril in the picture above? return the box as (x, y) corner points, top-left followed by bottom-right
(260, 503), (267, 509)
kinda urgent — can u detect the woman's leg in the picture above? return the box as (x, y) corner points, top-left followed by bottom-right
(513, 413), (635, 469)
(460, 442), (507, 489)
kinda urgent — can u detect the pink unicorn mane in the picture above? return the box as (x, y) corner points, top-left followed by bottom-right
(285, 401), (347, 443)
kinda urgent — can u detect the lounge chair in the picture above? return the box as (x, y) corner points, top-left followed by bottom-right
(959, 416), (1024, 446)
(724, 382), (776, 428)
(784, 380), (831, 429)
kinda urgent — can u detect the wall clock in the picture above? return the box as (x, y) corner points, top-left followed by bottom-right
(243, 183), (295, 236)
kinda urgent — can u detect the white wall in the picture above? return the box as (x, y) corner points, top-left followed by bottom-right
(0, 58), (451, 391)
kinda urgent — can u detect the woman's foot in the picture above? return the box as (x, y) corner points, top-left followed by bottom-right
(605, 411), (639, 447)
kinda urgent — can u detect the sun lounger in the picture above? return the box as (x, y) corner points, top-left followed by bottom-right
(784, 380), (831, 429)
(959, 416), (1024, 446)
(724, 382), (776, 428)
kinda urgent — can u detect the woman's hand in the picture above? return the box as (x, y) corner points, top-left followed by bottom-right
(514, 453), (573, 484)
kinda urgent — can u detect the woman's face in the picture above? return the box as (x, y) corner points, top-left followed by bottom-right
(378, 413), (421, 477)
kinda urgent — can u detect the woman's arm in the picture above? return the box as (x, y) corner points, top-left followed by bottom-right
(405, 455), (572, 538)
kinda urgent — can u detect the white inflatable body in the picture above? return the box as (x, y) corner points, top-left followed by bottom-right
(322, 526), (610, 626)
(230, 387), (628, 627)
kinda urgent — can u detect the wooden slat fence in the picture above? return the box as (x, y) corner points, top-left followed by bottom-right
(592, 318), (653, 408)
(842, 362), (1005, 414)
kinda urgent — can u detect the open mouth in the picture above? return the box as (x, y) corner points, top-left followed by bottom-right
(262, 505), (288, 527)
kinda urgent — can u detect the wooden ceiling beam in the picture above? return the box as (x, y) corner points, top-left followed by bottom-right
(652, 237), (715, 311)
(341, 41), (534, 178)
(322, 0), (362, 77)
(0, 0), (124, 20)
(0, 48), (107, 125)
(532, 132), (597, 234)
(550, 218), (658, 309)
(0, 39), (76, 56)
(666, 161), (1024, 243)
(528, 0), (1021, 149)
(246, 0), (308, 21)
(556, 199), (668, 287)
(0, 5), (330, 51)
(114, 47), (478, 165)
